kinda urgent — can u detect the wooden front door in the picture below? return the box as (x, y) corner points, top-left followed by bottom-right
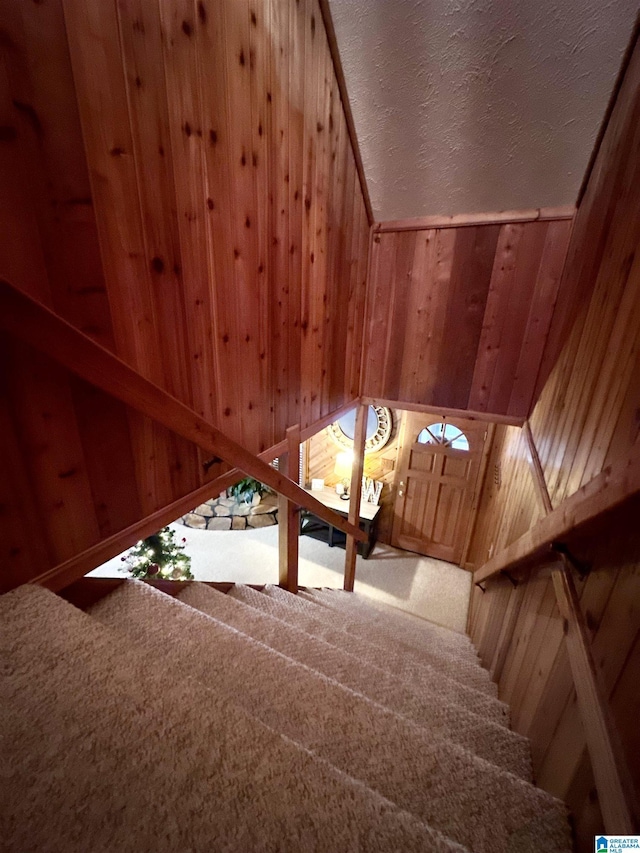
(391, 414), (486, 564)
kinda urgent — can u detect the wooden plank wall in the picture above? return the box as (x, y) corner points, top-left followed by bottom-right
(469, 504), (640, 850)
(0, 0), (369, 592)
(362, 217), (573, 420)
(469, 35), (640, 567)
(468, 33), (640, 851)
(466, 424), (543, 568)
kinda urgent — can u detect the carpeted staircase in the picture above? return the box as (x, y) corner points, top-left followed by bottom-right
(1, 581), (573, 852)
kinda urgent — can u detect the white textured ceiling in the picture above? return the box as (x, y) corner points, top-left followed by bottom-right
(327, 0), (637, 221)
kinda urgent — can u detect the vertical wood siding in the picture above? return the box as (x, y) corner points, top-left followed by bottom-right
(0, 0), (369, 591)
(362, 218), (573, 419)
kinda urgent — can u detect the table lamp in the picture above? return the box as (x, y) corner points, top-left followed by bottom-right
(334, 451), (353, 500)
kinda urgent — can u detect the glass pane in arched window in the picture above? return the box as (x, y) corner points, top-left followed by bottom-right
(417, 423), (469, 451)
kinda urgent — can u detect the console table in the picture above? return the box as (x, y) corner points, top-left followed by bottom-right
(300, 487), (381, 559)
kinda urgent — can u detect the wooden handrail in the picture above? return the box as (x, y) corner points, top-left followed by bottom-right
(27, 438), (285, 592)
(0, 279), (366, 560)
(27, 409), (349, 593)
(479, 422), (637, 833)
(474, 437), (640, 584)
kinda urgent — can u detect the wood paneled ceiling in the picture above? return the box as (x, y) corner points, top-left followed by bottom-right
(327, 0), (638, 221)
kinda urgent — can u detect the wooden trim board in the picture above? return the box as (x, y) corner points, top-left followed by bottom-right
(59, 578), (267, 609)
(523, 420), (554, 515)
(300, 399), (358, 442)
(317, 0), (373, 226)
(362, 397), (525, 427)
(374, 206), (575, 234)
(576, 18), (640, 207)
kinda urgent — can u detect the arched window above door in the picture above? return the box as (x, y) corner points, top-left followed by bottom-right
(417, 422), (469, 451)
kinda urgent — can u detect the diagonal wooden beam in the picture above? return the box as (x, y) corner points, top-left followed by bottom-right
(317, 0), (373, 226)
(0, 278), (366, 546)
(550, 560), (636, 833)
(523, 420), (553, 515)
(474, 436), (640, 584)
(28, 401), (361, 593)
(26, 437), (285, 593)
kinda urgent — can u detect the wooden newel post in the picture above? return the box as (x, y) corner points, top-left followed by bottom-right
(344, 405), (367, 591)
(278, 424), (301, 593)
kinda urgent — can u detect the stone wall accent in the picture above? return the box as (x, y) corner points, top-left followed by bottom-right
(179, 492), (279, 531)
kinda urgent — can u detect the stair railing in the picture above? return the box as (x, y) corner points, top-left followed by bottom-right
(473, 419), (640, 835)
(0, 278), (366, 593)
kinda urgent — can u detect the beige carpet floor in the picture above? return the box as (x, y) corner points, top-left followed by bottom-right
(88, 581), (571, 853)
(178, 582), (532, 779)
(88, 522), (472, 633)
(2, 584), (465, 853)
(2, 581), (572, 852)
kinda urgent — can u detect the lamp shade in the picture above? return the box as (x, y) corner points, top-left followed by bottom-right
(334, 451), (353, 480)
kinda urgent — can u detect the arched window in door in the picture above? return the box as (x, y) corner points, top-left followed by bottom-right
(417, 422), (469, 451)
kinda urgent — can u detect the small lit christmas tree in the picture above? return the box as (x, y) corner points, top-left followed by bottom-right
(121, 526), (193, 580)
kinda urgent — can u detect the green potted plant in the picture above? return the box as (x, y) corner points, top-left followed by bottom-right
(227, 476), (268, 505)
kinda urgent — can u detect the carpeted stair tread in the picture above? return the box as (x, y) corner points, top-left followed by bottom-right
(308, 587), (479, 655)
(313, 588), (476, 653)
(177, 582), (532, 780)
(296, 588), (479, 661)
(331, 588), (476, 641)
(271, 584), (484, 669)
(229, 583), (511, 726)
(89, 581), (570, 853)
(1, 584), (468, 853)
(264, 584), (497, 697)
(286, 587), (478, 652)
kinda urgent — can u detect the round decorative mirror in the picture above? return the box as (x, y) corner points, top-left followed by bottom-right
(328, 406), (392, 453)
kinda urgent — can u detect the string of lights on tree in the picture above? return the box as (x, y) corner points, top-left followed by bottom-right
(121, 526), (193, 581)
